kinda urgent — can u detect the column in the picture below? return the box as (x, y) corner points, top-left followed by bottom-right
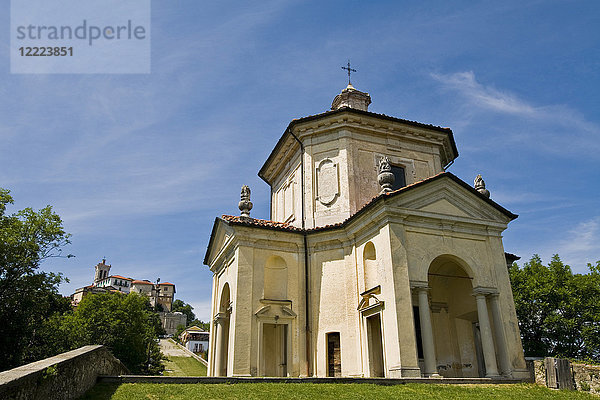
(474, 293), (500, 378)
(416, 287), (439, 377)
(213, 317), (223, 376)
(489, 293), (512, 377)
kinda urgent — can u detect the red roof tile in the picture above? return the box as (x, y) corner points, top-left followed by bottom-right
(131, 280), (153, 285)
(221, 215), (303, 232)
(109, 275), (132, 280)
(159, 282), (175, 286)
(206, 172), (517, 265)
(221, 172), (517, 234)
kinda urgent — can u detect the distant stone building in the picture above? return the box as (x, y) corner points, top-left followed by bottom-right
(71, 259), (183, 332)
(159, 312), (187, 336)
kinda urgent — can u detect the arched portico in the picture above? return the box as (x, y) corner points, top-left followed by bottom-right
(214, 283), (231, 376)
(411, 254), (508, 378)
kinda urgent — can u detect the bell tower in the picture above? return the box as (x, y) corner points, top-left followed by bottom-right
(93, 259), (111, 285)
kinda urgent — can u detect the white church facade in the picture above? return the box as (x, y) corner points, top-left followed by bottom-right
(204, 83), (529, 379)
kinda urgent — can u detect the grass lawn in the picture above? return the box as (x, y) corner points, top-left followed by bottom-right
(162, 356), (207, 376)
(81, 382), (594, 399)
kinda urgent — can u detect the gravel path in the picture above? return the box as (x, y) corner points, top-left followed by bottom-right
(159, 339), (189, 357)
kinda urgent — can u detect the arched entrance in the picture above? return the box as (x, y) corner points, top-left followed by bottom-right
(214, 283), (230, 376)
(426, 255), (480, 377)
(413, 255), (503, 378)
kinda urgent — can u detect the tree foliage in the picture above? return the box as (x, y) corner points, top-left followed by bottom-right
(188, 319), (210, 331)
(509, 254), (600, 361)
(172, 299), (195, 325)
(0, 188), (73, 371)
(63, 292), (165, 374)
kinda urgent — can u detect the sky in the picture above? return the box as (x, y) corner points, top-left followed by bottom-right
(1, 0), (599, 321)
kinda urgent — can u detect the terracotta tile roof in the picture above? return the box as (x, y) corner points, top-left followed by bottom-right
(221, 172), (517, 234)
(158, 282), (175, 286)
(222, 174), (449, 233)
(206, 172), (517, 265)
(109, 275), (132, 280)
(131, 280), (153, 285)
(221, 215), (303, 232)
(289, 107), (452, 133)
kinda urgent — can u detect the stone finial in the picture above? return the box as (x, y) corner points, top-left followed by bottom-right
(474, 174), (490, 198)
(331, 84), (372, 111)
(238, 185), (253, 217)
(377, 156), (395, 194)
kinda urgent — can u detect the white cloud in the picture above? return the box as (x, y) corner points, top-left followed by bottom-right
(556, 217), (600, 269)
(431, 71), (600, 157)
(432, 71), (537, 116)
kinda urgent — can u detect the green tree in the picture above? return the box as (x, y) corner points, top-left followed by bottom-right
(171, 299), (195, 325)
(0, 188), (73, 371)
(509, 255), (600, 361)
(188, 319), (210, 331)
(174, 324), (187, 343)
(64, 292), (165, 374)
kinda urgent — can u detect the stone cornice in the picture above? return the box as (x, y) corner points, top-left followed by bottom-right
(259, 108), (458, 186)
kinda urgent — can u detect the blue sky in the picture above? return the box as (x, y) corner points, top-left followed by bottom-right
(1, 0), (599, 321)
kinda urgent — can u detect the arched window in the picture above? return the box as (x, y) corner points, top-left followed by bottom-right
(264, 256), (288, 300)
(363, 242), (378, 290)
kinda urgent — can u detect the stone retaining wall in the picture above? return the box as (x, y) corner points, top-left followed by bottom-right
(532, 358), (600, 394)
(0, 345), (128, 400)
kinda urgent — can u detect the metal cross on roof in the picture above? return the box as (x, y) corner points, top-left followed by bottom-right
(341, 60), (356, 85)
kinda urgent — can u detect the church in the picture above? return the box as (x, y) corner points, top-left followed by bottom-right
(203, 80), (529, 379)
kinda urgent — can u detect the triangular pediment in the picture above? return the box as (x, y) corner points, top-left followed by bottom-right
(420, 198), (470, 218)
(203, 218), (234, 267)
(386, 175), (514, 224)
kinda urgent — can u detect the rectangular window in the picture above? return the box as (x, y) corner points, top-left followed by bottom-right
(327, 332), (341, 377)
(391, 165), (406, 190)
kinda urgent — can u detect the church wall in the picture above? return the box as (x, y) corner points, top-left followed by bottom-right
(349, 134), (443, 216)
(208, 252), (237, 376)
(404, 227), (491, 288)
(231, 246), (253, 376)
(309, 236), (362, 377)
(307, 131), (352, 227)
(485, 235), (529, 377)
(387, 223), (421, 377)
(271, 158), (302, 226)
(304, 125), (447, 228)
(455, 318), (479, 377)
(207, 227), (307, 377)
(356, 225), (406, 377)
(269, 118), (448, 229)
(245, 240), (305, 377)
